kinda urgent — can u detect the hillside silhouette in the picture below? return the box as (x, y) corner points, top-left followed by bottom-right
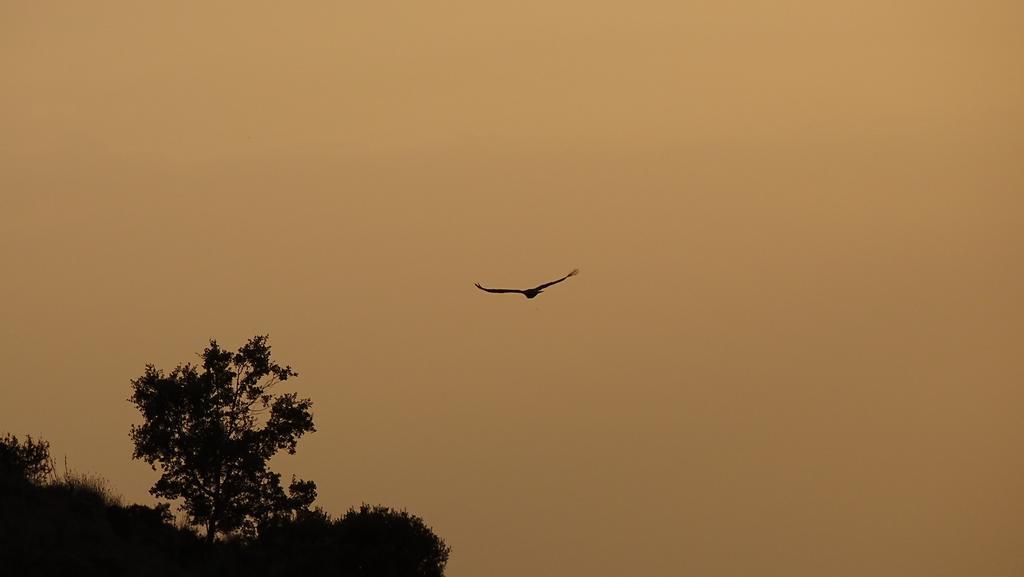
(1, 433), (450, 577)
(1, 335), (451, 577)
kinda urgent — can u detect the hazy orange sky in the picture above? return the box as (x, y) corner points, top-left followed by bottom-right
(2, 2), (1022, 576)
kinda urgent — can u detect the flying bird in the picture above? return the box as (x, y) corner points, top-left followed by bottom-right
(475, 268), (579, 299)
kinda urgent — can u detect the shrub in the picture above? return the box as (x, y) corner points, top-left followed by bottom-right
(0, 433), (54, 485)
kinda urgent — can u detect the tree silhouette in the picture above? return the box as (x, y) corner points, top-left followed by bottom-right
(129, 335), (316, 542)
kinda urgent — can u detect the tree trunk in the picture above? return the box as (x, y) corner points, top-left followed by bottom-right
(206, 517), (216, 543)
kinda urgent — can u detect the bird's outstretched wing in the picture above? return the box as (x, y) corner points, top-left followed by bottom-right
(529, 268), (580, 291)
(475, 283), (524, 294)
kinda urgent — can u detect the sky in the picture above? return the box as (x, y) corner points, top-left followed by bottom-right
(2, 2), (1023, 576)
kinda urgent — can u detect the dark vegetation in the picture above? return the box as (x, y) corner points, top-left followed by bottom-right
(129, 336), (317, 542)
(1, 336), (450, 577)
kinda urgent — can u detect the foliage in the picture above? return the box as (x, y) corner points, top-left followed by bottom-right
(255, 504), (452, 577)
(333, 504), (452, 577)
(129, 335), (316, 541)
(0, 433), (54, 485)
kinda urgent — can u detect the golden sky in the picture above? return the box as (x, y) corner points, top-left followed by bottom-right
(2, 2), (1022, 576)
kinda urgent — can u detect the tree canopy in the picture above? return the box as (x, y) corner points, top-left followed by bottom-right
(129, 335), (316, 541)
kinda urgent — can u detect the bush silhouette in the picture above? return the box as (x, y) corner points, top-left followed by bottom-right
(333, 505), (451, 577)
(0, 433), (53, 486)
(254, 505), (451, 577)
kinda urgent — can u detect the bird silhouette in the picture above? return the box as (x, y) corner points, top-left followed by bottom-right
(475, 269), (579, 299)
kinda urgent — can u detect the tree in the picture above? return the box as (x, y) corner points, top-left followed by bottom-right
(129, 335), (317, 542)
